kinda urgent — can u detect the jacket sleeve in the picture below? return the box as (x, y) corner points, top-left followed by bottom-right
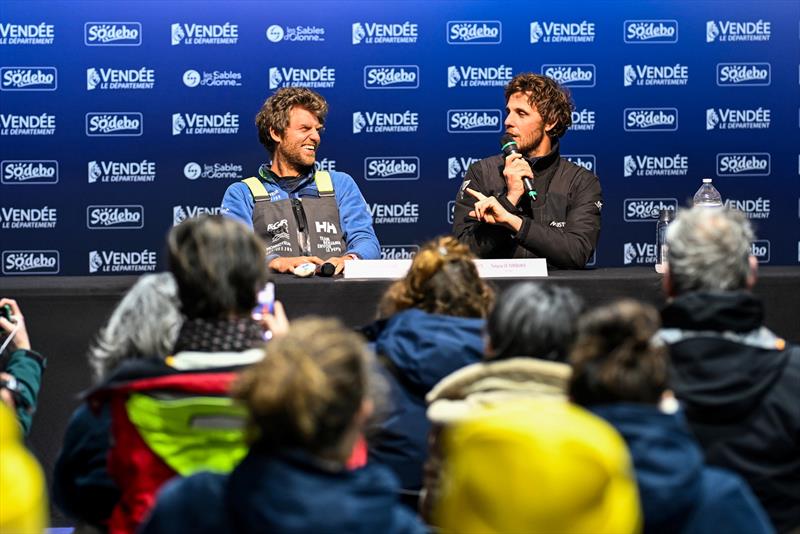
(5, 348), (45, 435)
(221, 182), (255, 230)
(334, 173), (381, 260)
(514, 170), (601, 269)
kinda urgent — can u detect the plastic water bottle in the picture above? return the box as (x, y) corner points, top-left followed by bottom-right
(655, 208), (675, 274)
(693, 178), (723, 207)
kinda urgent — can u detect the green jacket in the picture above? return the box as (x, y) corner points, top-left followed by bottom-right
(4, 348), (46, 435)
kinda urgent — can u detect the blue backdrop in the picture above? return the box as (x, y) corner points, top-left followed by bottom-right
(2, 0), (799, 275)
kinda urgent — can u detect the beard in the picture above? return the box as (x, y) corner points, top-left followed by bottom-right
(515, 128), (547, 156)
(277, 141), (316, 172)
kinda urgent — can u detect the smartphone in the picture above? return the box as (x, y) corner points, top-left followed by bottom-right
(252, 282), (275, 321)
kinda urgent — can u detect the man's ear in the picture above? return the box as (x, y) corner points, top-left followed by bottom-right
(269, 127), (282, 145)
(746, 255), (758, 289)
(544, 120), (557, 134)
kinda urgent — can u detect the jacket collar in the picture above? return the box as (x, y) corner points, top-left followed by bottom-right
(661, 290), (764, 332)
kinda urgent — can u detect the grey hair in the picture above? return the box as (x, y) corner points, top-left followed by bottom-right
(88, 272), (182, 381)
(666, 206), (754, 295)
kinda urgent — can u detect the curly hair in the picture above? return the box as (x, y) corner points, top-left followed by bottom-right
(255, 87), (328, 154)
(504, 73), (574, 139)
(378, 236), (494, 319)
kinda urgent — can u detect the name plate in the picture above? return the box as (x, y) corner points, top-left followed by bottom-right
(344, 258), (548, 279)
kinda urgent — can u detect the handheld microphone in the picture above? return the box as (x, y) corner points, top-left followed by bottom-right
(318, 262), (336, 277)
(500, 134), (537, 200)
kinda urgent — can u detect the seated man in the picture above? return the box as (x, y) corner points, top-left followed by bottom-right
(451, 73), (601, 269)
(660, 206), (800, 533)
(222, 87), (380, 275)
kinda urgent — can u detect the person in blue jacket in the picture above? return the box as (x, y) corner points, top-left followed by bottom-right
(569, 299), (774, 534)
(141, 317), (426, 534)
(362, 236), (494, 508)
(221, 86), (380, 275)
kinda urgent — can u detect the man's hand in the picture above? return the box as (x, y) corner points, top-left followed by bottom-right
(268, 256), (324, 274)
(466, 188), (522, 232)
(260, 300), (290, 339)
(0, 298), (30, 351)
(503, 153), (533, 206)
(321, 254), (357, 276)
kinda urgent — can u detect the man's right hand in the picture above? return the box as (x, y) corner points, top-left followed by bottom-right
(268, 256), (324, 274)
(503, 153), (533, 206)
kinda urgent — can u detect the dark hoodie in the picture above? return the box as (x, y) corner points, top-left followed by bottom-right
(592, 404), (773, 534)
(363, 308), (484, 495)
(140, 450), (426, 534)
(661, 291), (800, 533)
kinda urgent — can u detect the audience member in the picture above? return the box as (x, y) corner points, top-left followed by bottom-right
(660, 207), (800, 533)
(141, 317), (426, 534)
(570, 299), (773, 534)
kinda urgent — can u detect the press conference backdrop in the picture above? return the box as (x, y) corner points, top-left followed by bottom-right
(2, 0), (799, 276)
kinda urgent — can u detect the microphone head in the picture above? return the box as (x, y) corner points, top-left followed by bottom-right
(319, 262), (336, 277)
(500, 134), (519, 156)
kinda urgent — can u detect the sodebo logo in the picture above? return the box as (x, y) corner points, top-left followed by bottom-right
(716, 153), (770, 177)
(563, 154), (596, 173)
(624, 20), (678, 43)
(0, 67), (57, 90)
(380, 245), (419, 260)
(447, 109), (502, 133)
(85, 113), (142, 136)
(364, 157), (420, 181)
(447, 21), (502, 44)
(363, 65), (418, 89)
(2, 250), (59, 275)
(750, 240), (770, 263)
(624, 108), (678, 131)
(1, 160), (58, 184)
(623, 198), (678, 222)
(716, 63), (771, 86)
(541, 64), (595, 87)
(86, 205), (144, 229)
(84, 22), (141, 46)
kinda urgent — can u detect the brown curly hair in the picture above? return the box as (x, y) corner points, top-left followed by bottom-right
(504, 73), (574, 139)
(378, 236), (494, 319)
(255, 87), (329, 155)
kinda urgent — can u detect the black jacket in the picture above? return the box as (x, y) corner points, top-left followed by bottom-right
(660, 291), (800, 533)
(452, 143), (601, 269)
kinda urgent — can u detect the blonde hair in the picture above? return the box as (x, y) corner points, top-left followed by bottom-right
(232, 318), (370, 454)
(378, 236), (494, 318)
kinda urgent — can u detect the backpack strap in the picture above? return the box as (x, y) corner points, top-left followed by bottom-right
(242, 177), (269, 202)
(313, 171), (335, 197)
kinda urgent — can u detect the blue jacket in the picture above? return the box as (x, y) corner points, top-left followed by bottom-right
(140, 450), (427, 534)
(592, 403), (774, 534)
(221, 168), (380, 260)
(365, 309), (484, 494)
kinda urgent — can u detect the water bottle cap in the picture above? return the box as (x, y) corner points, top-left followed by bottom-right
(702, 178), (712, 183)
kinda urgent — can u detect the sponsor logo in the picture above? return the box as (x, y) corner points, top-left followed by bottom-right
(623, 63), (688, 87)
(88, 160), (156, 183)
(173, 205), (223, 226)
(624, 242), (658, 265)
(716, 63), (770, 86)
(447, 200), (456, 224)
(183, 69), (241, 88)
(86, 205), (144, 229)
(2, 250), (59, 275)
(563, 154), (596, 173)
(707, 19), (771, 42)
(706, 107), (770, 130)
(716, 153), (770, 177)
(269, 66), (335, 89)
(447, 21), (501, 44)
(724, 197), (771, 219)
(89, 249), (157, 273)
(623, 198), (678, 222)
(448, 156), (479, 180)
(624, 154), (689, 177)
(624, 20), (678, 43)
(172, 113), (239, 135)
(364, 157), (420, 181)
(363, 65), (418, 89)
(84, 22), (141, 46)
(750, 240), (770, 263)
(352, 21), (418, 44)
(85, 112), (142, 136)
(266, 24), (325, 43)
(369, 202), (420, 224)
(0, 113), (55, 136)
(315, 159), (336, 172)
(447, 64), (512, 88)
(1, 160), (58, 184)
(447, 109), (502, 133)
(570, 108), (596, 131)
(380, 245), (419, 259)
(86, 67), (154, 90)
(353, 110), (419, 134)
(1, 67), (57, 90)
(171, 22), (238, 45)
(541, 64), (595, 87)
(183, 161), (243, 180)
(0, 206), (57, 229)
(530, 20), (595, 43)
(624, 108), (678, 131)
(315, 221), (338, 234)
(0, 23), (54, 45)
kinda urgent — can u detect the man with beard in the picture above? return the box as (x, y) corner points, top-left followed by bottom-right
(451, 73), (601, 269)
(222, 87), (379, 274)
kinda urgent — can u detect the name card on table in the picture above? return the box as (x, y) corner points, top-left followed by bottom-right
(344, 258), (548, 279)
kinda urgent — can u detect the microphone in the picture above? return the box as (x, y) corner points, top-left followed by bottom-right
(500, 134), (537, 200)
(318, 262), (336, 277)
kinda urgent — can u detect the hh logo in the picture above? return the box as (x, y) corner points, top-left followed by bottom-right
(315, 221), (338, 234)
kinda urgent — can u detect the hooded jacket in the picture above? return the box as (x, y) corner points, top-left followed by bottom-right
(592, 403), (773, 534)
(660, 291), (800, 533)
(140, 450), (427, 534)
(364, 308), (484, 495)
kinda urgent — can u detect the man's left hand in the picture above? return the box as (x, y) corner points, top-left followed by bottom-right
(466, 188), (522, 232)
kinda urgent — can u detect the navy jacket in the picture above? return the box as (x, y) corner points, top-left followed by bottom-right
(364, 309), (484, 494)
(592, 403), (773, 534)
(141, 450), (427, 534)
